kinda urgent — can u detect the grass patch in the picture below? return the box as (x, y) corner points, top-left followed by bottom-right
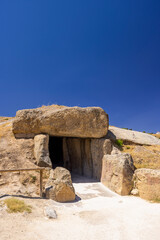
(122, 145), (160, 169)
(151, 198), (160, 203)
(115, 139), (123, 147)
(4, 198), (32, 213)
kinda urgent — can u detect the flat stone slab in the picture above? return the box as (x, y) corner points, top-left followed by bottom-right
(12, 105), (109, 138)
(107, 126), (160, 145)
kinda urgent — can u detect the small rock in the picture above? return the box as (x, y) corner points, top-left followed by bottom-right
(44, 206), (57, 219)
(131, 188), (139, 196)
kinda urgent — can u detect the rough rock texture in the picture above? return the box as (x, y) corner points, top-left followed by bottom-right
(101, 153), (135, 195)
(0, 120), (47, 197)
(133, 168), (160, 201)
(91, 139), (112, 180)
(65, 138), (93, 178)
(45, 167), (75, 202)
(12, 105), (109, 138)
(34, 134), (52, 168)
(67, 138), (83, 175)
(107, 126), (160, 145)
(111, 143), (122, 155)
(63, 138), (112, 180)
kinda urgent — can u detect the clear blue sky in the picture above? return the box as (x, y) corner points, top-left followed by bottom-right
(0, 0), (160, 133)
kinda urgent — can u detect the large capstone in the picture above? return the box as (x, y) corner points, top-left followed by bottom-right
(12, 105), (109, 138)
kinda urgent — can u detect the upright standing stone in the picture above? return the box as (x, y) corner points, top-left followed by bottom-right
(91, 138), (112, 180)
(101, 153), (135, 195)
(34, 134), (52, 168)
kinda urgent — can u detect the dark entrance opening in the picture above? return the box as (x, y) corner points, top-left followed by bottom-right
(49, 136), (64, 168)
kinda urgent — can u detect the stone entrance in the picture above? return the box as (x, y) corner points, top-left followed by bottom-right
(34, 133), (112, 180)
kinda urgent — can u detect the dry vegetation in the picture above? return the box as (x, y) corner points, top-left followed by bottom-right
(3, 198), (32, 213)
(41, 104), (66, 109)
(0, 117), (13, 124)
(123, 144), (160, 169)
(153, 133), (160, 139)
(0, 122), (14, 138)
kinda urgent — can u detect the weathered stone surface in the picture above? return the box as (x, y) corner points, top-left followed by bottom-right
(133, 168), (160, 201)
(63, 138), (70, 170)
(101, 153), (135, 195)
(63, 137), (112, 180)
(45, 167), (75, 202)
(34, 134), (52, 168)
(67, 138), (92, 177)
(63, 138), (93, 178)
(111, 143), (121, 155)
(91, 139), (112, 180)
(83, 139), (93, 178)
(107, 126), (160, 145)
(67, 138), (83, 175)
(12, 105), (109, 138)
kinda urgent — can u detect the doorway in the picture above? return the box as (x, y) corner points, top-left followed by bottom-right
(49, 136), (64, 168)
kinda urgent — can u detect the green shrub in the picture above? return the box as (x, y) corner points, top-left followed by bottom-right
(151, 198), (160, 203)
(115, 139), (123, 147)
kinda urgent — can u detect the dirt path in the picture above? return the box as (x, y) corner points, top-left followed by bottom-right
(0, 176), (160, 240)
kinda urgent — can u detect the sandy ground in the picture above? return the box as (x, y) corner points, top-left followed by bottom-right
(0, 176), (160, 240)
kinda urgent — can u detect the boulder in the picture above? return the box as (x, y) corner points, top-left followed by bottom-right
(45, 167), (75, 202)
(34, 134), (52, 168)
(133, 168), (160, 201)
(107, 126), (160, 145)
(12, 105), (109, 138)
(101, 153), (135, 195)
